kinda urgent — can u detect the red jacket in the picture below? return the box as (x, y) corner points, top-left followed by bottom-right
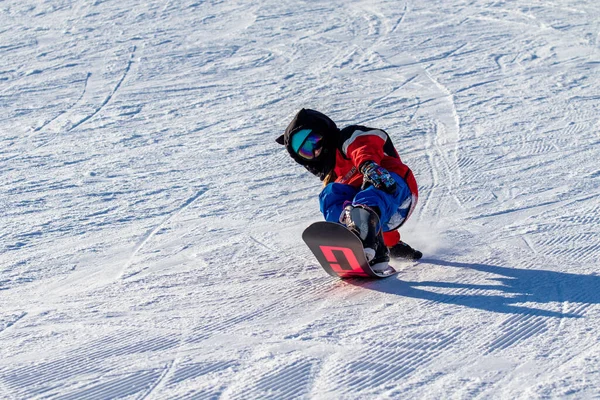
(333, 125), (418, 198)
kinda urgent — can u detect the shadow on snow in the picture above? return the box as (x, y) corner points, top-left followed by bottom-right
(353, 258), (600, 318)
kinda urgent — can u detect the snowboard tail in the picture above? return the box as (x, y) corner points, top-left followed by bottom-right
(302, 222), (396, 279)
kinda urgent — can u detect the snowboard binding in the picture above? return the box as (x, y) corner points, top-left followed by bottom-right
(340, 204), (390, 272)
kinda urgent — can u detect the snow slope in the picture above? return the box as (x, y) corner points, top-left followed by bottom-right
(2, 0), (600, 398)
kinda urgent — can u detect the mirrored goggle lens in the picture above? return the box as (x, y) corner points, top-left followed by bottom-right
(291, 129), (312, 153)
(296, 132), (323, 160)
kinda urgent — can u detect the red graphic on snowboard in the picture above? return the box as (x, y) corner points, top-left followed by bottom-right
(319, 245), (366, 275)
(303, 221), (396, 279)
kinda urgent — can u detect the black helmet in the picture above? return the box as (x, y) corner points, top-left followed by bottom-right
(276, 109), (339, 180)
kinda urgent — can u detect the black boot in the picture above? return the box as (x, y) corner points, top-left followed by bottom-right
(369, 231), (391, 271)
(340, 205), (390, 271)
(389, 241), (422, 260)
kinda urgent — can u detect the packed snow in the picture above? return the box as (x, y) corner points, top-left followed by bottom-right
(2, 0), (600, 398)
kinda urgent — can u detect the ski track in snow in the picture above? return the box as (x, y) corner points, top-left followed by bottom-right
(2, 0), (600, 398)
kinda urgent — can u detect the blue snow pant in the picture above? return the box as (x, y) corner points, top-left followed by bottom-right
(319, 172), (413, 232)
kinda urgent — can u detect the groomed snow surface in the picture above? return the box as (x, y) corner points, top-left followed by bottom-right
(2, 0), (600, 398)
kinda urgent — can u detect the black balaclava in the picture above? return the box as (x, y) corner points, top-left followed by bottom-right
(276, 109), (340, 181)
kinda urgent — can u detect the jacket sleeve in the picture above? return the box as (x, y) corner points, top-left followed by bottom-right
(342, 128), (388, 168)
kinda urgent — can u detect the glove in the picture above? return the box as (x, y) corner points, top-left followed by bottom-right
(360, 161), (397, 194)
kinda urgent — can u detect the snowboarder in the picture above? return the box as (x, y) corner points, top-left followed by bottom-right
(276, 108), (422, 272)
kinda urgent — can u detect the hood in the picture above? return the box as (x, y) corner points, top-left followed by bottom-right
(276, 108), (340, 180)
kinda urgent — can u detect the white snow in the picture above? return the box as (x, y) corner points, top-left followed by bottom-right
(2, 0), (600, 398)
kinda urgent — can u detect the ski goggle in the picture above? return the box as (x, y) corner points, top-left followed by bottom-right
(290, 129), (324, 160)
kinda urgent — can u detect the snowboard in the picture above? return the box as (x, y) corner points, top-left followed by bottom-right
(302, 221), (397, 279)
